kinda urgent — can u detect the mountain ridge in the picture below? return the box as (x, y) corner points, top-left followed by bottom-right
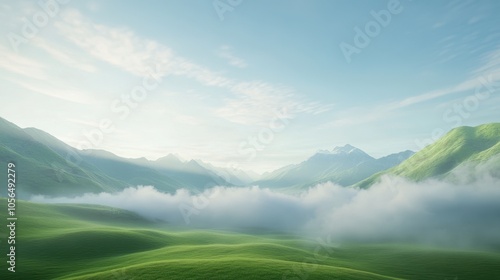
(2, 116), (498, 196)
(255, 144), (414, 190)
(356, 123), (500, 188)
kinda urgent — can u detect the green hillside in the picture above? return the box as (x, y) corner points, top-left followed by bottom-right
(23, 127), (191, 193)
(1, 198), (499, 279)
(0, 117), (232, 197)
(0, 118), (128, 197)
(357, 123), (500, 188)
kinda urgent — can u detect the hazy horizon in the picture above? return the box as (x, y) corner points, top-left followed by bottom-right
(1, 0), (499, 173)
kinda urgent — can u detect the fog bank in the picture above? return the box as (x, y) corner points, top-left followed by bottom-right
(31, 160), (500, 249)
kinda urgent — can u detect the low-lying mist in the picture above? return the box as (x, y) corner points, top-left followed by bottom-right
(31, 160), (500, 250)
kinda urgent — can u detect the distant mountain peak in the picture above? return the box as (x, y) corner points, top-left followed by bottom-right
(315, 144), (369, 157)
(156, 153), (183, 165)
(331, 144), (362, 155)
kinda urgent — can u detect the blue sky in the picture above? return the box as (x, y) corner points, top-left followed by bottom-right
(0, 0), (499, 173)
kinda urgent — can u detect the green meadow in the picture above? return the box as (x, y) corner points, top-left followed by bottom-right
(1, 198), (499, 280)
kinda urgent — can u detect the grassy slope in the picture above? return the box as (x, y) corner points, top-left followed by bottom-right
(22, 126), (184, 194)
(1, 198), (499, 279)
(0, 118), (129, 197)
(357, 123), (500, 188)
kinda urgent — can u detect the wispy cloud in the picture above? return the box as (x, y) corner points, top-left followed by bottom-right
(473, 48), (500, 75)
(5, 76), (95, 105)
(33, 38), (97, 73)
(56, 9), (233, 88)
(387, 77), (483, 110)
(389, 46), (500, 109)
(54, 9), (330, 126)
(324, 46), (500, 129)
(217, 81), (332, 125)
(390, 48), (500, 110)
(0, 44), (94, 105)
(0, 44), (48, 80)
(217, 45), (248, 68)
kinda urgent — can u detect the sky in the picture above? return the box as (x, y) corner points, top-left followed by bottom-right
(0, 0), (499, 173)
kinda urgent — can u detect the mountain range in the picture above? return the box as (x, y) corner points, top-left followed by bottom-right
(0, 116), (498, 197)
(0, 117), (254, 197)
(255, 144), (414, 190)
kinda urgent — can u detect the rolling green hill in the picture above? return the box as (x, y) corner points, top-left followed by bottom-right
(357, 123), (500, 188)
(1, 198), (499, 279)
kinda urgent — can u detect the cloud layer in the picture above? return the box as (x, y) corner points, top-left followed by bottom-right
(31, 161), (500, 249)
